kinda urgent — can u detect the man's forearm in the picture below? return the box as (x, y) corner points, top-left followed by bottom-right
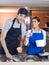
(20, 36), (24, 47)
(1, 38), (9, 54)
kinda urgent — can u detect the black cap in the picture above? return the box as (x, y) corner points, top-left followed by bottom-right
(17, 8), (28, 16)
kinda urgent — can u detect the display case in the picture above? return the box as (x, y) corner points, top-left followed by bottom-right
(43, 27), (49, 52)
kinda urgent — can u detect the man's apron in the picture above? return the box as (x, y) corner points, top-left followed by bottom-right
(0, 18), (21, 55)
(27, 30), (44, 55)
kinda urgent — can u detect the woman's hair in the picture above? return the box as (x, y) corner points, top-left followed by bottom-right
(32, 16), (40, 22)
(17, 8), (28, 16)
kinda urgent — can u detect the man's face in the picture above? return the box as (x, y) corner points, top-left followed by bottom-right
(31, 19), (40, 28)
(17, 14), (26, 23)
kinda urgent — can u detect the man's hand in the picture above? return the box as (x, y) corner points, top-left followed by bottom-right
(6, 52), (13, 59)
(17, 47), (22, 53)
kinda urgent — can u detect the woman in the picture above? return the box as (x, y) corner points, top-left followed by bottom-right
(25, 16), (46, 55)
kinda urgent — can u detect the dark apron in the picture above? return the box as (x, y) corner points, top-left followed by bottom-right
(0, 18), (21, 55)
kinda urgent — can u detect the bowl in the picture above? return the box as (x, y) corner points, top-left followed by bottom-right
(35, 40), (46, 47)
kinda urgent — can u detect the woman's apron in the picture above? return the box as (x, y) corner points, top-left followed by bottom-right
(27, 30), (44, 55)
(0, 18), (21, 55)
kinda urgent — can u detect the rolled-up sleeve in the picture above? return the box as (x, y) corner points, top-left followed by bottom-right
(42, 30), (46, 40)
(42, 30), (46, 46)
(2, 19), (12, 32)
(21, 23), (26, 36)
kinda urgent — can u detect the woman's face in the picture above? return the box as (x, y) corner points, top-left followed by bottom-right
(17, 14), (26, 23)
(31, 19), (40, 28)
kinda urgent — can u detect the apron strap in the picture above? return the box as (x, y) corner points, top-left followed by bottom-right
(12, 18), (16, 27)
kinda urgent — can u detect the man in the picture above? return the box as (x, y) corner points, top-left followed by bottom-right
(1, 8), (28, 59)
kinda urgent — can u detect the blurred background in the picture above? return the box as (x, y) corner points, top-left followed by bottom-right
(0, 0), (49, 61)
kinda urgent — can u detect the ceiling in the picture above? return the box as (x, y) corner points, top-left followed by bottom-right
(0, 0), (49, 7)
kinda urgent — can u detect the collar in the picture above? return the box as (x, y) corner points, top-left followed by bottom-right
(31, 29), (42, 33)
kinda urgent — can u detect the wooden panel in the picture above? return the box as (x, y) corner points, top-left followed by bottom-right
(0, 12), (16, 29)
(32, 12), (49, 28)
